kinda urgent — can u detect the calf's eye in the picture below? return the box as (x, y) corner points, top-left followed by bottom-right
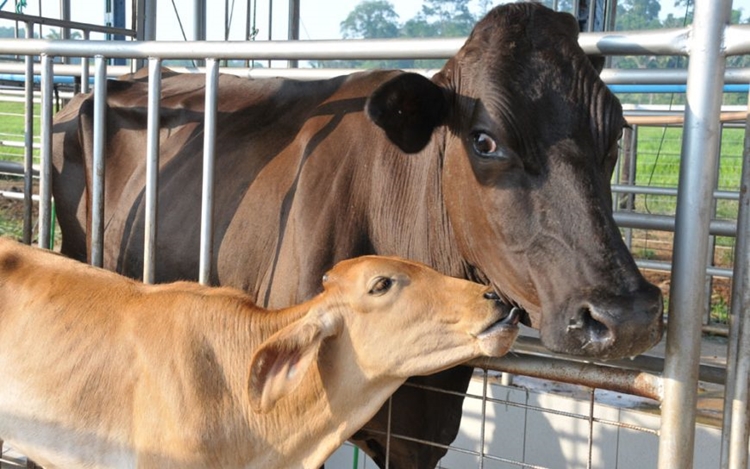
(369, 277), (394, 296)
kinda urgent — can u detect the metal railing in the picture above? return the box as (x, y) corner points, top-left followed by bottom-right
(0, 1), (749, 467)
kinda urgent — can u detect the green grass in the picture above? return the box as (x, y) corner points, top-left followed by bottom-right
(0, 100), (41, 164)
(625, 125), (745, 220)
(710, 295), (730, 325)
(622, 124), (744, 327)
(0, 206), (24, 239)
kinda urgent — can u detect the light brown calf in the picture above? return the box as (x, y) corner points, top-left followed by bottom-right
(0, 237), (520, 468)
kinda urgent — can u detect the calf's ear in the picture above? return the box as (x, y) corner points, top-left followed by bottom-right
(365, 72), (448, 154)
(248, 309), (342, 413)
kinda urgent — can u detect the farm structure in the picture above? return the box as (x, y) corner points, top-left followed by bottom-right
(0, 0), (748, 468)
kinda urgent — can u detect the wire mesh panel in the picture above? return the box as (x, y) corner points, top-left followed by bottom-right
(0, 4), (749, 469)
(326, 369), (725, 469)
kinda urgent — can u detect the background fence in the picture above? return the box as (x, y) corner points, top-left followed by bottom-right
(0, 1), (748, 468)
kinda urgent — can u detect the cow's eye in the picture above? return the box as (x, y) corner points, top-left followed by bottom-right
(368, 277), (394, 296)
(472, 132), (498, 156)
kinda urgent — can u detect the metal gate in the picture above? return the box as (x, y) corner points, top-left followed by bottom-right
(0, 1), (749, 467)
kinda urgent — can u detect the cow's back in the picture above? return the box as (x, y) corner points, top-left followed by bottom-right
(52, 69), (405, 307)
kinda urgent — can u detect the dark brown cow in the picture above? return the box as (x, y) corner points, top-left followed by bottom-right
(51, 3), (663, 468)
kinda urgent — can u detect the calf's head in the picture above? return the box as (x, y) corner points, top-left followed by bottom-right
(366, 3), (663, 359)
(249, 256), (520, 413)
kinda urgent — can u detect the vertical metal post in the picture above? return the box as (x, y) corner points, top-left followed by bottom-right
(60, 0), (71, 68)
(287, 0), (300, 68)
(195, 0), (206, 40)
(705, 126), (723, 325)
(143, 58), (161, 284)
(38, 54), (53, 250)
(479, 370), (488, 469)
(144, 0), (157, 40)
(385, 396), (392, 469)
(81, 31), (90, 94)
(722, 95), (750, 469)
(657, 1), (731, 468)
(22, 21), (34, 245)
(110, 0), (126, 66)
(199, 58), (218, 285)
(91, 56), (108, 267)
(60, 0), (70, 38)
(267, 0), (273, 67)
(625, 125), (638, 247)
(244, 0), (254, 67)
(194, 0), (206, 67)
(135, 0), (156, 70)
(224, 0), (230, 40)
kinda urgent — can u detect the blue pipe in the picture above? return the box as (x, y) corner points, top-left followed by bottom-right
(0, 73), (83, 85)
(609, 84), (748, 93)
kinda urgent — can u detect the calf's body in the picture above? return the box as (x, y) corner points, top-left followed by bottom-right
(0, 238), (519, 468)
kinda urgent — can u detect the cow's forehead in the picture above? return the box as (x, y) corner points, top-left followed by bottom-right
(441, 4), (623, 159)
(468, 3), (579, 57)
(446, 5), (589, 106)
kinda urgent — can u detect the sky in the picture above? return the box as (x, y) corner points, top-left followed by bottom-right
(15, 0), (428, 41)
(8, 0), (750, 42)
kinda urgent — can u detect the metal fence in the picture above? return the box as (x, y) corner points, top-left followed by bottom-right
(615, 115), (747, 334)
(0, 0), (749, 467)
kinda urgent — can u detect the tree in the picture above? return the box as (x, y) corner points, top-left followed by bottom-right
(535, 0), (574, 13)
(403, 0), (476, 38)
(0, 26), (32, 38)
(616, 0), (662, 31)
(340, 0), (400, 39)
(45, 29), (83, 40)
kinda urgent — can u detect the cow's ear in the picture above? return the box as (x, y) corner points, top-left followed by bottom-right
(248, 308), (342, 413)
(366, 73), (448, 154)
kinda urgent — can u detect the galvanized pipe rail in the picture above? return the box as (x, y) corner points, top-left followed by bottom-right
(658, 3), (732, 468)
(722, 92), (750, 469)
(143, 58), (161, 285)
(2, 5), (749, 466)
(0, 22), (746, 61)
(5, 61), (750, 85)
(0, 10), (134, 38)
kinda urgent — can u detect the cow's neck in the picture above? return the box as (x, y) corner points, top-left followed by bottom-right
(365, 136), (465, 276)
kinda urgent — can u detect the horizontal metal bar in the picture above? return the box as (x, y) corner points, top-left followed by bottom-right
(637, 258), (733, 279)
(0, 161), (38, 176)
(611, 84), (748, 93)
(0, 190), (39, 202)
(626, 111), (749, 125)
(2, 60), (748, 90)
(0, 37), (465, 60)
(725, 24), (750, 56)
(612, 184), (740, 201)
(506, 336), (726, 385)
(578, 27), (690, 56)
(0, 11), (135, 37)
(0, 25), (746, 60)
(466, 354), (663, 402)
(601, 67), (750, 85)
(614, 210), (737, 237)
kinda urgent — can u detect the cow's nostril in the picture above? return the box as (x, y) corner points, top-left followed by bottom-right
(579, 306), (611, 341)
(483, 291), (500, 301)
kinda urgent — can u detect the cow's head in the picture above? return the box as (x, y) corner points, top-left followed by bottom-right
(365, 3), (663, 359)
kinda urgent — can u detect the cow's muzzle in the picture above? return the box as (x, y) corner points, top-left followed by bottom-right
(543, 282), (664, 360)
